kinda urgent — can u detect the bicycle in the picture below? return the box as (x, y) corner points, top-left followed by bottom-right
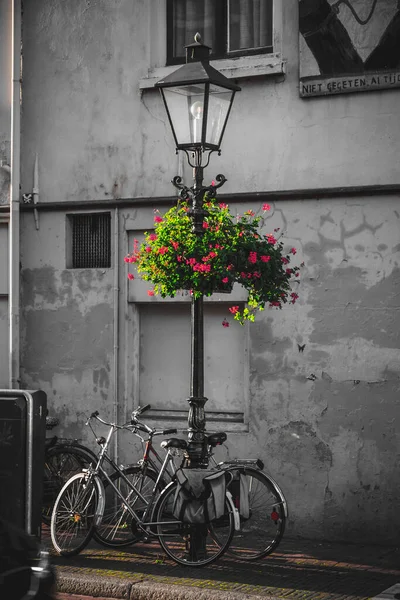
(42, 416), (98, 524)
(95, 404), (288, 561)
(50, 409), (237, 567)
(92, 404), (182, 548)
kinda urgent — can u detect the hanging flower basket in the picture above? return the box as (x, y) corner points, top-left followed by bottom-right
(125, 194), (302, 325)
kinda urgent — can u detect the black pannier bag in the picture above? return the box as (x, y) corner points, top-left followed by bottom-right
(173, 468), (227, 524)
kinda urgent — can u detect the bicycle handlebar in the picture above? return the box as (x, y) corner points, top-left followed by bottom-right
(86, 409), (177, 440)
(86, 411), (133, 431)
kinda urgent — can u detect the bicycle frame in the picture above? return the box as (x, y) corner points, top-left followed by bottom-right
(86, 417), (179, 535)
(137, 433), (179, 485)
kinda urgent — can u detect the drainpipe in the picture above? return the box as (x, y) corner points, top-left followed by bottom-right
(9, 0), (21, 388)
(113, 208), (119, 463)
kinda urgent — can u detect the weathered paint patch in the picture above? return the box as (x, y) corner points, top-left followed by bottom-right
(21, 303), (113, 385)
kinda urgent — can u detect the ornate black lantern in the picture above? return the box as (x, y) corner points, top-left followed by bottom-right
(156, 34), (241, 167)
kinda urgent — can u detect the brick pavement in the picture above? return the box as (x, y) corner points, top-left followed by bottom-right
(42, 527), (400, 600)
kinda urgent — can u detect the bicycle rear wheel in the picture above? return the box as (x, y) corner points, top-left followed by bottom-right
(93, 465), (160, 547)
(43, 444), (97, 524)
(223, 467), (287, 560)
(51, 473), (99, 556)
(153, 481), (235, 567)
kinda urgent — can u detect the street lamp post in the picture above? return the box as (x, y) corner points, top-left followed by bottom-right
(156, 34), (241, 468)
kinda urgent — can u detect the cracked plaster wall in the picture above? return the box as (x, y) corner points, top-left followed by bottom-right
(20, 211), (114, 444)
(16, 0), (400, 542)
(20, 1), (400, 200)
(223, 197), (400, 543)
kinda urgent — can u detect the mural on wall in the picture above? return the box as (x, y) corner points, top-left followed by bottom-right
(299, 0), (400, 97)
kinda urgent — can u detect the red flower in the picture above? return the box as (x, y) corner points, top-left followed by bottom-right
(281, 257), (289, 265)
(171, 241), (179, 250)
(158, 246), (169, 255)
(222, 319), (230, 328)
(154, 215), (163, 223)
(262, 203), (271, 211)
(260, 255), (271, 263)
(202, 222), (209, 229)
(145, 246), (152, 253)
(248, 251), (257, 264)
(127, 273), (134, 280)
(269, 301), (281, 308)
(229, 306), (239, 314)
(149, 233), (157, 241)
(266, 234), (276, 244)
(124, 256), (130, 263)
(290, 247), (297, 255)
(222, 277), (229, 284)
(286, 268), (293, 275)
(147, 290), (155, 296)
(219, 203), (228, 209)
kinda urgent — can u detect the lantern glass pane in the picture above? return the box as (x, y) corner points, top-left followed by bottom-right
(206, 85), (234, 147)
(162, 84), (205, 147)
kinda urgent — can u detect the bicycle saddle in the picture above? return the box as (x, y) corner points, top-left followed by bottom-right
(207, 432), (227, 447)
(160, 438), (188, 450)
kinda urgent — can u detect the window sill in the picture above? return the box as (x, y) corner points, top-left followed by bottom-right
(139, 53), (286, 90)
(128, 282), (248, 303)
(140, 409), (248, 433)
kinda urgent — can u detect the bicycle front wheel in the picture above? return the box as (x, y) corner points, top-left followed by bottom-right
(153, 481), (235, 567)
(93, 465), (160, 548)
(224, 467), (287, 560)
(51, 473), (99, 556)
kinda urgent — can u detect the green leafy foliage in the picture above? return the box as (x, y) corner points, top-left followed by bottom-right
(125, 197), (302, 324)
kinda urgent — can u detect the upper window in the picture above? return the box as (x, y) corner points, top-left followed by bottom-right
(167, 0), (273, 65)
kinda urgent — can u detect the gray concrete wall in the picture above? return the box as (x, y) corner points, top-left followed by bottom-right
(0, 0), (11, 205)
(17, 0), (400, 543)
(0, 0), (12, 387)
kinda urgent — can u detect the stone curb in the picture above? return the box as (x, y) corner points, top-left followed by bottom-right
(57, 572), (280, 600)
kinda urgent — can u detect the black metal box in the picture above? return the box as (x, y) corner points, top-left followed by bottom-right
(0, 390), (47, 537)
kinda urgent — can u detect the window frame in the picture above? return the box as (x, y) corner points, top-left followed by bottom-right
(166, 0), (274, 66)
(140, 0), (284, 91)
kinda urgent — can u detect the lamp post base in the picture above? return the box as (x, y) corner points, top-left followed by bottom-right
(186, 394), (208, 469)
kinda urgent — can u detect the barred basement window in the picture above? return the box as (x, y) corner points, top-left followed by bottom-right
(67, 212), (111, 268)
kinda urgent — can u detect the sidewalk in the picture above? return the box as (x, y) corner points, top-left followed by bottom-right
(42, 528), (400, 600)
